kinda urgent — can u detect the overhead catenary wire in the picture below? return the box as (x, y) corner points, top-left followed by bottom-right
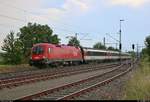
(0, 1), (110, 45)
(0, 0), (83, 31)
(0, 0), (103, 38)
(0, 13), (77, 35)
(0, 3), (73, 34)
(0, 14), (26, 23)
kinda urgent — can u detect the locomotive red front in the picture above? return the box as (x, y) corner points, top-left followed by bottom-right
(29, 43), (83, 67)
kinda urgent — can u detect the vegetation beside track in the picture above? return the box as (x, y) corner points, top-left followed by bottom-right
(0, 52), (3, 64)
(124, 57), (150, 100)
(0, 64), (35, 73)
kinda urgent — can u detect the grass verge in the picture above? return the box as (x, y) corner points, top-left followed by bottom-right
(124, 58), (150, 100)
(0, 64), (36, 73)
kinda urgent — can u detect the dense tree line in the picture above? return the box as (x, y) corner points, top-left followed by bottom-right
(142, 35), (150, 61)
(1, 23), (60, 65)
(93, 42), (106, 50)
(1, 32), (23, 64)
(68, 37), (80, 47)
(93, 42), (119, 51)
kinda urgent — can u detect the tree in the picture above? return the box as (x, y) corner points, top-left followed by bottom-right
(107, 46), (119, 51)
(50, 34), (60, 44)
(141, 48), (148, 58)
(93, 42), (106, 49)
(1, 31), (23, 65)
(145, 36), (150, 49)
(18, 22), (60, 61)
(68, 37), (80, 46)
(0, 52), (3, 64)
(145, 35), (150, 60)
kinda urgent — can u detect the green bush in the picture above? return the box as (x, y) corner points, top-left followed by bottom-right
(124, 58), (150, 100)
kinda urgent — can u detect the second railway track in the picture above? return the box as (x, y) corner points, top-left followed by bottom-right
(18, 63), (132, 100)
(0, 63), (121, 90)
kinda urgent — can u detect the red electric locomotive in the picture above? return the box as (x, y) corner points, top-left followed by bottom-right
(29, 43), (131, 68)
(29, 43), (84, 67)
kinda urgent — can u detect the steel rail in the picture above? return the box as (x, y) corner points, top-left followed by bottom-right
(0, 64), (119, 89)
(17, 64), (125, 100)
(0, 62), (116, 76)
(0, 63), (118, 82)
(58, 65), (132, 100)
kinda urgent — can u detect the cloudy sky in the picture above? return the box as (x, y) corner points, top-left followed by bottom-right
(0, 0), (149, 52)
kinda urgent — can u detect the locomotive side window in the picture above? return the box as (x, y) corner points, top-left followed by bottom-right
(48, 48), (51, 53)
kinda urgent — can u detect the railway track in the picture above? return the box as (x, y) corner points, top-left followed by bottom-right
(0, 62), (119, 80)
(18, 63), (132, 100)
(0, 63), (120, 90)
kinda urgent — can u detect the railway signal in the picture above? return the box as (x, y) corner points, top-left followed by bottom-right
(119, 44), (122, 50)
(132, 44), (135, 66)
(132, 44), (135, 50)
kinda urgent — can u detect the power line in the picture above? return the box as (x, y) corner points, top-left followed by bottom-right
(0, 23), (23, 29)
(0, 14), (26, 22)
(106, 33), (119, 42)
(0, 1), (107, 43)
(0, 2), (83, 35)
(0, 13), (77, 33)
(0, 15), (90, 40)
(0, 23), (15, 28)
(0, 0), (40, 14)
(0, 1), (107, 38)
(0, 1), (83, 31)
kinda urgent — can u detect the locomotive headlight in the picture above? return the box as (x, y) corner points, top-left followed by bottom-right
(42, 56), (48, 63)
(43, 56), (46, 59)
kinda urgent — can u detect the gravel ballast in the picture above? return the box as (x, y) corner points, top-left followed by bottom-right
(0, 67), (117, 100)
(75, 64), (138, 100)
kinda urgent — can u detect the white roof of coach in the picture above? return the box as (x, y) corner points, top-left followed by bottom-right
(83, 48), (119, 54)
(83, 48), (131, 56)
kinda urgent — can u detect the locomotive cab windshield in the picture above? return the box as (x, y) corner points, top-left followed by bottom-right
(32, 46), (44, 54)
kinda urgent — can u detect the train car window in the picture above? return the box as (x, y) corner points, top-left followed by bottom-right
(98, 52), (105, 56)
(113, 53), (118, 56)
(87, 51), (91, 56)
(109, 53), (119, 56)
(86, 51), (106, 56)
